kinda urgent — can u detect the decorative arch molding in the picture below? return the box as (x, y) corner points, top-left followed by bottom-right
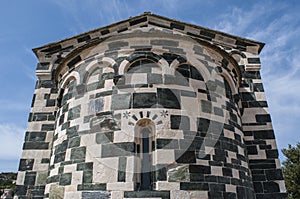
(190, 37), (242, 85)
(118, 51), (168, 76)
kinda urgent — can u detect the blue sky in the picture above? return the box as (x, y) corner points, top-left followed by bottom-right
(0, 0), (299, 172)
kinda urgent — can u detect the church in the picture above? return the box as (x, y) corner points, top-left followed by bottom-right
(15, 13), (287, 199)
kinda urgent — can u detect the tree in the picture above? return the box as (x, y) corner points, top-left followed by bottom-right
(282, 143), (300, 199)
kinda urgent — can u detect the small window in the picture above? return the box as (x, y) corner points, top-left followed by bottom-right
(135, 119), (155, 190)
(224, 78), (233, 100)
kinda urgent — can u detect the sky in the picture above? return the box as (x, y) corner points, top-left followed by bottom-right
(0, 0), (299, 172)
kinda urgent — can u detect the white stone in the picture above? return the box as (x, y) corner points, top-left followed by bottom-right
(50, 166), (59, 176)
(156, 129), (183, 139)
(196, 159), (209, 166)
(93, 157), (118, 183)
(255, 92), (267, 101)
(45, 131), (54, 142)
(113, 130), (135, 143)
(22, 150), (51, 159)
(86, 144), (102, 162)
(156, 181), (180, 190)
(107, 182), (135, 191)
(64, 164), (77, 173)
(232, 169), (239, 178)
(226, 184), (236, 192)
(65, 148), (71, 161)
(27, 122), (42, 132)
(80, 134), (96, 146)
(190, 191), (208, 199)
(64, 185), (77, 192)
(16, 171), (25, 185)
(125, 156), (136, 182)
(223, 129), (235, 139)
(275, 180), (287, 192)
(71, 171), (83, 185)
(64, 192), (81, 199)
(154, 149), (175, 164)
(111, 191), (124, 199)
(104, 95), (112, 112)
(211, 166), (222, 176)
(238, 146), (245, 156)
(171, 190), (190, 199)
(33, 162), (49, 171)
(44, 183), (51, 195)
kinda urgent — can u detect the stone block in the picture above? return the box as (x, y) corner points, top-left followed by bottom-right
(156, 181), (180, 190)
(107, 182), (135, 191)
(171, 190), (190, 199)
(157, 88), (181, 109)
(170, 115), (190, 130)
(19, 159), (34, 171)
(154, 149), (175, 164)
(82, 191), (111, 199)
(93, 157), (118, 183)
(49, 184), (64, 199)
(70, 147), (86, 160)
(167, 165), (189, 182)
(59, 173), (72, 186)
(36, 171), (48, 185)
(111, 94), (131, 110)
(133, 92), (157, 108)
(180, 182), (209, 190)
(68, 105), (81, 120)
(101, 142), (135, 157)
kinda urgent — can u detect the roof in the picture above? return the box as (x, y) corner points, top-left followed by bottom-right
(33, 12), (265, 59)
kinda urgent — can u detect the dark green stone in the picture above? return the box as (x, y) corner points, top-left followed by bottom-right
(83, 170), (93, 183)
(68, 136), (80, 148)
(70, 147), (86, 160)
(59, 173), (72, 186)
(201, 100), (212, 113)
(68, 105), (81, 120)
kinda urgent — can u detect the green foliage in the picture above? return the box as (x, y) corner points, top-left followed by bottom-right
(282, 143), (300, 199)
(0, 172), (17, 196)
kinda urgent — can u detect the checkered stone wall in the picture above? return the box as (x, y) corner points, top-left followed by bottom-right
(15, 13), (287, 199)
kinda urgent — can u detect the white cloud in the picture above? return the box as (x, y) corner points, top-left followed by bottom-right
(212, 1), (300, 155)
(0, 123), (25, 160)
(50, 0), (131, 34)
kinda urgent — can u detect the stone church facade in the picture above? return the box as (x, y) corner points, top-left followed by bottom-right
(15, 13), (287, 199)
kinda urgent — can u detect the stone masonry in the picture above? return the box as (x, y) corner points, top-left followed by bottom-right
(15, 13), (287, 199)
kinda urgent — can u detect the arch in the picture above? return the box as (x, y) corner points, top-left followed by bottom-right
(174, 63), (204, 81)
(189, 37), (242, 85)
(220, 70), (238, 96)
(134, 118), (155, 191)
(118, 52), (163, 75)
(60, 71), (80, 89)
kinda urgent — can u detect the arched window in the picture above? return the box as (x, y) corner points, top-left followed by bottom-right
(176, 64), (204, 81)
(127, 59), (160, 74)
(135, 119), (155, 190)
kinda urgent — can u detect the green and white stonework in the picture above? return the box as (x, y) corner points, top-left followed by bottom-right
(15, 13), (287, 199)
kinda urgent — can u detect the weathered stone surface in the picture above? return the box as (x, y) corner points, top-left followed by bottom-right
(49, 184), (64, 199)
(82, 191), (111, 199)
(168, 165), (190, 182)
